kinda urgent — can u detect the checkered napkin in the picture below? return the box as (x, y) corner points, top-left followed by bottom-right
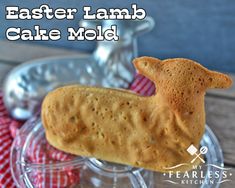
(0, 74), (155, 188)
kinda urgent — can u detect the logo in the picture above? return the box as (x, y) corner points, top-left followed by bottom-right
(187, 144), (208, 163)
(162, 145), (233, 185)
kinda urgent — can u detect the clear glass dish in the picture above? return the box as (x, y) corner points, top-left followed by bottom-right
(11, 113), (224, 188)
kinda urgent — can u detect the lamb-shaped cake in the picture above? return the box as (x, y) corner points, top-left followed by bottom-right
(42, 57), (232, 172)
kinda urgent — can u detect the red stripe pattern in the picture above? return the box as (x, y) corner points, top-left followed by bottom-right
(130, 74), (155, 96)
(0, 74), (154, 187)
(0, 93), (16, 188)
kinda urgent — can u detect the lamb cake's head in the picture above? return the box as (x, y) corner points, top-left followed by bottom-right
(133, 56), (232, 112)
(133, 56), (232, 94)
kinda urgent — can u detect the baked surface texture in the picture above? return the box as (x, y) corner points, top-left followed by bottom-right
(42, 56), (232, 172)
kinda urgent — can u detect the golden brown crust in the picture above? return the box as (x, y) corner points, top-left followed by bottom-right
(42, 57), (232, 172)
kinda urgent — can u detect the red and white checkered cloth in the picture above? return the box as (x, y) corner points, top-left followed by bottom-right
(0, 74), (155, 188)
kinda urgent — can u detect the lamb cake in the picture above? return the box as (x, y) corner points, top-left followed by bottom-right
(41, 57), (232, 172)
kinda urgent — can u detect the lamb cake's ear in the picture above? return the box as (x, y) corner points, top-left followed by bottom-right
(207, 70), (233, 89)
(133, 56), (162, 82)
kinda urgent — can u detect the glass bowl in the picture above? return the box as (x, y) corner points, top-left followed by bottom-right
(11, 113), (224, 188)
